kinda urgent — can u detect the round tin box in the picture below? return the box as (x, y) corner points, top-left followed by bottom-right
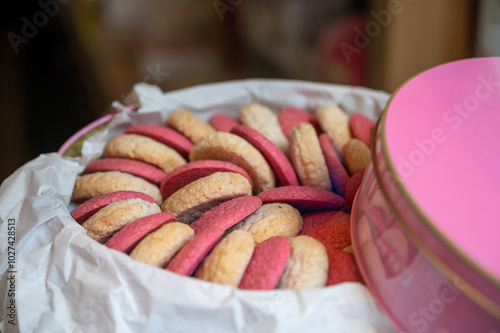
(352, 57), (500, 332)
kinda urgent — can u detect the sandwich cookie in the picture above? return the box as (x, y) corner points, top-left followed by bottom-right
(257, 186), (347, 213)
(85, 157), (167, 185)
(71, 190), (157, 224)
(72, 171), (162, 204)
(230, 203), (303, 244)
(278, 106), (320, 136)
(230, 125), (299, 187)
(319, 134), (350, 197)
(82, 198), (161, 243)
(195, 230), (255, 286)
(161, 172), (252, 224)
(165, 227), (225, 276)
(289, 123), (331, 191)
(315, 104), (352, 153)
(239, 103), (289, 155)
(239, 236), (290, 290)
(209, 114), (240, 132)
(190, 196), (262, 234)
(129, 222), (194, 267)
(277, 235), (329, 290)
(166, 109), (216, 143)
(105, 212), (176, 253)
(160, 160), (252, 199)
(189, 132), (275, 194)
(104, 134), (186, 173)
(125, 124), (193, 158)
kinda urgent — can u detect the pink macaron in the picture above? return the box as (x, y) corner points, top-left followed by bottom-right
(239, 236), (290, 290)
(349, 113), (375, 148)
(345, 168), (366, 207)
(318, 134), (350, 197)
(160, 160), (253, 199)
(278, 106), (321, 136)
(105, 212), (176, 253)
(299, 211), (351, 252)
(190, 196), (262, 234)
(257, 186), (347, 213)
(230, 125), (299, 186)
(125, 124), (193, 158)
(70, 191), (157, 224)
(165, 227), (225, 276)
(85, 157), (167, 185)
(209, 114), (241, 132)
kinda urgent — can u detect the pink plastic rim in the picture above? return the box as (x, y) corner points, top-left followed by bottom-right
(58, 113), (115, 155)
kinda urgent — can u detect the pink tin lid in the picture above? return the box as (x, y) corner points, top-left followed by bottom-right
(382, 58), (500, 313)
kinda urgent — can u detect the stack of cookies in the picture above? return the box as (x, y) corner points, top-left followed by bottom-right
(70, 102), (375, 290)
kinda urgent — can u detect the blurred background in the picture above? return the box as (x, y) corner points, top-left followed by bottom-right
(1, 0), (499, 182)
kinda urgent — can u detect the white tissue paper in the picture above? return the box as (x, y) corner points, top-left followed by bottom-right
(0, 79), (397, 333)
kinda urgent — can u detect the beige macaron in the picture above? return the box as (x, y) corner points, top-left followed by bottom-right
(195, 230), (255, 286)
(289, 123), (332, 191)
(315, 105), (352, 153)
(189, 132), (276, 194)
(277, 235), (329, 290)
(161, 172), (252, 224)
(239, 103), (289, 155)
(72, 171), (163, 204)
(230, 203), (303, 244)
(166, 109), (216, 143)
(129, 222), (194, 267)
(343, 138), (370, 175)
(82, 198), (161, 243)
(103, 133), (186, 173)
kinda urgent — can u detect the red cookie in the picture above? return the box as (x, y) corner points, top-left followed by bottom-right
(239, 236), (290, 290)
(278, 106), (321, 136)
(160, 160), (253, 199)
(85, 157), (167, 185)
(326, 250), (364, 286)
(165, 227), (225, 276)
(257, 186), (347, 213)
(125, 124), (193, 158)
(345, 168), (366, 207)
(70, 191), (157, 224)
(349, 113), (375, 148)
(299, 211), (351, 251)
(209, 114), (240, 132)
(319, 134), (350, 197)
(230, 125), (299, 186)
(190, 196), (262, 234)
(105, 212), (176, 253)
